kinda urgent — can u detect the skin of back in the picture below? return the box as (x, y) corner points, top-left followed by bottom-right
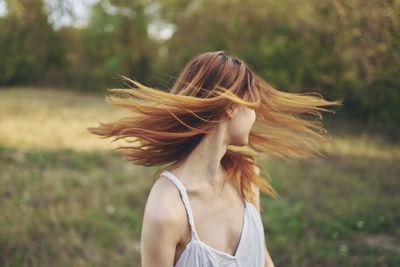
(141, 176), (188, 267)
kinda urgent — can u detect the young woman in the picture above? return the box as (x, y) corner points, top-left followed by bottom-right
(88, 51), (341, 266)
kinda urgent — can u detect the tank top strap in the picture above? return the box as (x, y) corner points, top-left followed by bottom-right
(160, 170), (200, 240)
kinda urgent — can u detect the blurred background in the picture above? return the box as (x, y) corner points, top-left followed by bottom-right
(0, 0), (399, 266)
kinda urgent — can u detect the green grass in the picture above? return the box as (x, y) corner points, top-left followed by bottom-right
(261, 156), (400, 266)
(0, 87), (399, 266)
(0, 147), (156, 266)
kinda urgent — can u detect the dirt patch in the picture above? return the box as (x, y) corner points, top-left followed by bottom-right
(363, 234), (400, 253)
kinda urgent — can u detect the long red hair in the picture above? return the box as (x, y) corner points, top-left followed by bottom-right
(88, 51), (342, 204)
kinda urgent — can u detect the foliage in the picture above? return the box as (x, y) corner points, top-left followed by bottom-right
(0, 0), (66, 85)
(0, 0), (399, 129)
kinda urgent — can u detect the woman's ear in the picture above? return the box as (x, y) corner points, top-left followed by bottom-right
(225, 106), (234, 119)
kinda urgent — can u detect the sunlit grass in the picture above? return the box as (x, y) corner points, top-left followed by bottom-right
(318, 133), (400, 161)
(0, 87), (131, 151)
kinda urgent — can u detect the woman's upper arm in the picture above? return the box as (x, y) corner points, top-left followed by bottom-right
(141, 179), (185, 267)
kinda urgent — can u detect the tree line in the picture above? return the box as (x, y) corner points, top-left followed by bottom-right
(0, 0), (399, 130)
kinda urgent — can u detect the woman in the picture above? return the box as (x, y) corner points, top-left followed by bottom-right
(88, 51), (341, 266)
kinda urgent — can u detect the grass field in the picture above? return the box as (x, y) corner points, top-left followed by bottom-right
(0, 87), (399, 266)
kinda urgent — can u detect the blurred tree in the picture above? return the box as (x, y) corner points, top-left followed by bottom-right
(158, 0), (346, 93)
(77, 0), (159, 91)
(313, 0), (400, 127)
(158, 0), (400, 130)
(0, 0), (66, 85)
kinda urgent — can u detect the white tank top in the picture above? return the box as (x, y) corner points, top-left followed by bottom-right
(161, 170), (266, 267)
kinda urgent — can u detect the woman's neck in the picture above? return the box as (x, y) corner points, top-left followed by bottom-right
(169, 122), (229, 193)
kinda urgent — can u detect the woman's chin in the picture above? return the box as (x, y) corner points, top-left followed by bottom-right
(229, 137), (249, 146)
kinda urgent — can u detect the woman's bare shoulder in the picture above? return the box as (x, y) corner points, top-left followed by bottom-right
(141, 175), (188, 265)
(143, 174), (187, 231)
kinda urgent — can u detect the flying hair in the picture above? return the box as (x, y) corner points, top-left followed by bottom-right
(88, 51), (343, 205)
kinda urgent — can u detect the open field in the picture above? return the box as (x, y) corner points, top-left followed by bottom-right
(0, 87), (399, 266)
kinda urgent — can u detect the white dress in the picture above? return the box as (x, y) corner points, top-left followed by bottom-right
(160, 170), (266, 267)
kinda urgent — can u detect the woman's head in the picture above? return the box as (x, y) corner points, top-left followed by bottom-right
(88, 50), (342, 201)
(168, 51), (260, 146)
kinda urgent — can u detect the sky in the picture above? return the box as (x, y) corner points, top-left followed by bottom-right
(0, 0), (99, 28)
(0, 1), (6, 17)
(0, 0), (174, 41)
(46, 0), (100, 29)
